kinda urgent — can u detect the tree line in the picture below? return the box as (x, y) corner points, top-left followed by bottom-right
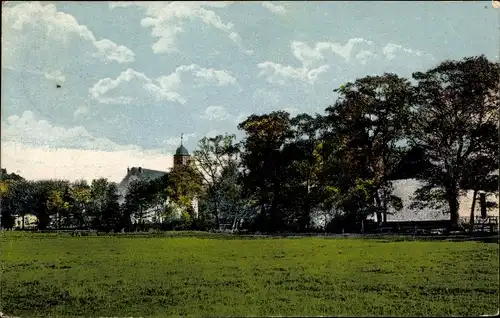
(1, 55), (498, 233)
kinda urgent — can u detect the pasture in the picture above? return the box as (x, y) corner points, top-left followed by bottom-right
(0, 232), (498, 317)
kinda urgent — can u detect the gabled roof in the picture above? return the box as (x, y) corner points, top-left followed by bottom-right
(133, 168), (168, 182)
(118, 167), (168, 197)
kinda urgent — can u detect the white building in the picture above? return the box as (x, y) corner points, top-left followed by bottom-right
(13, 214), (38, 229)
(310, 178), (499, 229)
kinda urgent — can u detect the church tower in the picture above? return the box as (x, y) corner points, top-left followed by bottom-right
(172, 133), (198, 219)
(173, 133), (191, 167)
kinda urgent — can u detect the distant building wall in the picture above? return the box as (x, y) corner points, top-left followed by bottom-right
(310, 178), (499, 228)
(386, 179), (499, 222)
(13, 214), (38, 229)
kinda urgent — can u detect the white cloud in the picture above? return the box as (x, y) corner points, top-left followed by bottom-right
(202, 106), (230, 121)
(292, 38), (373, 64)
(261, 1), (286, 15)
(2, 1), (135, 73)
(1, 141), (173, 183)
(90, 68), (186, 105)
(90, 65), (239, 105)
(1, 110), (177, 183)
(290, 41), (324, 67)
(258, 61), (330, 85)
(258, 38), (373, 85)
(1, 110), (141, 151)
(197, 105), (249, 126)
(382, 43), (428, 60)
(170, 64), (239, 87)
(93, 39), (135, 64)
(109, 1), (244, 54)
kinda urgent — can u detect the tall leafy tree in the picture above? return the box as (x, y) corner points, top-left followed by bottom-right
(89, 178), (121, 231)
(321, 74), (411, 224)
(167, 162), (204, 225)
(409, 55), (499, 226)
(193, 133), (240, 229)
(69, 180), (91, 228)
(102, 182), (121, 232)
(123, 179), (150, 230)
(282, 113), (324, 231)
(148, 176), (170, 225)
(24, 180), (69, 230)
(238, 111), (294, 232)
(9, 182), (31, 230)
(46, 186), (73, 229)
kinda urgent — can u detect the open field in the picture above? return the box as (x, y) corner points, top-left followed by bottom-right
(1, 232), (498, 317)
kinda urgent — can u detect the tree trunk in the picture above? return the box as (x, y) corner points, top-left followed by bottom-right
(214, 199), (220, 230)
(374, 192), (383, 224)
(446, 187), (460, 227)
(382, 186), (388, 223)
(232, 215), (239, 232)
(469, 189), (478, 228)
(479, 192), (487, 219)
(381, 154), (388, 224)
(139, 204), (142, 231)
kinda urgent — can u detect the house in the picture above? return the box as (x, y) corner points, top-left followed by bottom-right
(385, 179), (499, 222)
(117, 138), (198, 224)
(310, 178), (499, 230)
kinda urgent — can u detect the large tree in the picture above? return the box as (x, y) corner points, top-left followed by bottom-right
(282, 113), (324, 231)
(217, 159), (251, 231)
(167, 162), (204, 226)
(123, 179), (153, 230)
(89, 178), (121, 232)
(46, 186), (73, 229)
(193, 134), (240, 229)
(409, 55), (499, 226)
(26, 180), (69, 230)
(320, 73), (411, 224)
(238, 111), (294, 232)
(69, 180), (91, 229)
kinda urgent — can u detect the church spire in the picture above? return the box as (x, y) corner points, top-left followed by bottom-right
(174, 133), (190, 167)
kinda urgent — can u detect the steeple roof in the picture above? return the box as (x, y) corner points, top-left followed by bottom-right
(174, 133), (190, 156)
(175, 145), (189, 156)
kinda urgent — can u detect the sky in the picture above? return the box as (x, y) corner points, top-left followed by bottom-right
(2, 1), (499, 184)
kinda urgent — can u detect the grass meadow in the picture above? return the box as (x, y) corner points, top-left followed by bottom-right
(0, 232), (498, 317)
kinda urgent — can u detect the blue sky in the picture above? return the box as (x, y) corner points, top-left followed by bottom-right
(2, 1), (499, 182)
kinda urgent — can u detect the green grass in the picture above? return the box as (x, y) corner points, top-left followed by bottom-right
(1, 232), (498, 317)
